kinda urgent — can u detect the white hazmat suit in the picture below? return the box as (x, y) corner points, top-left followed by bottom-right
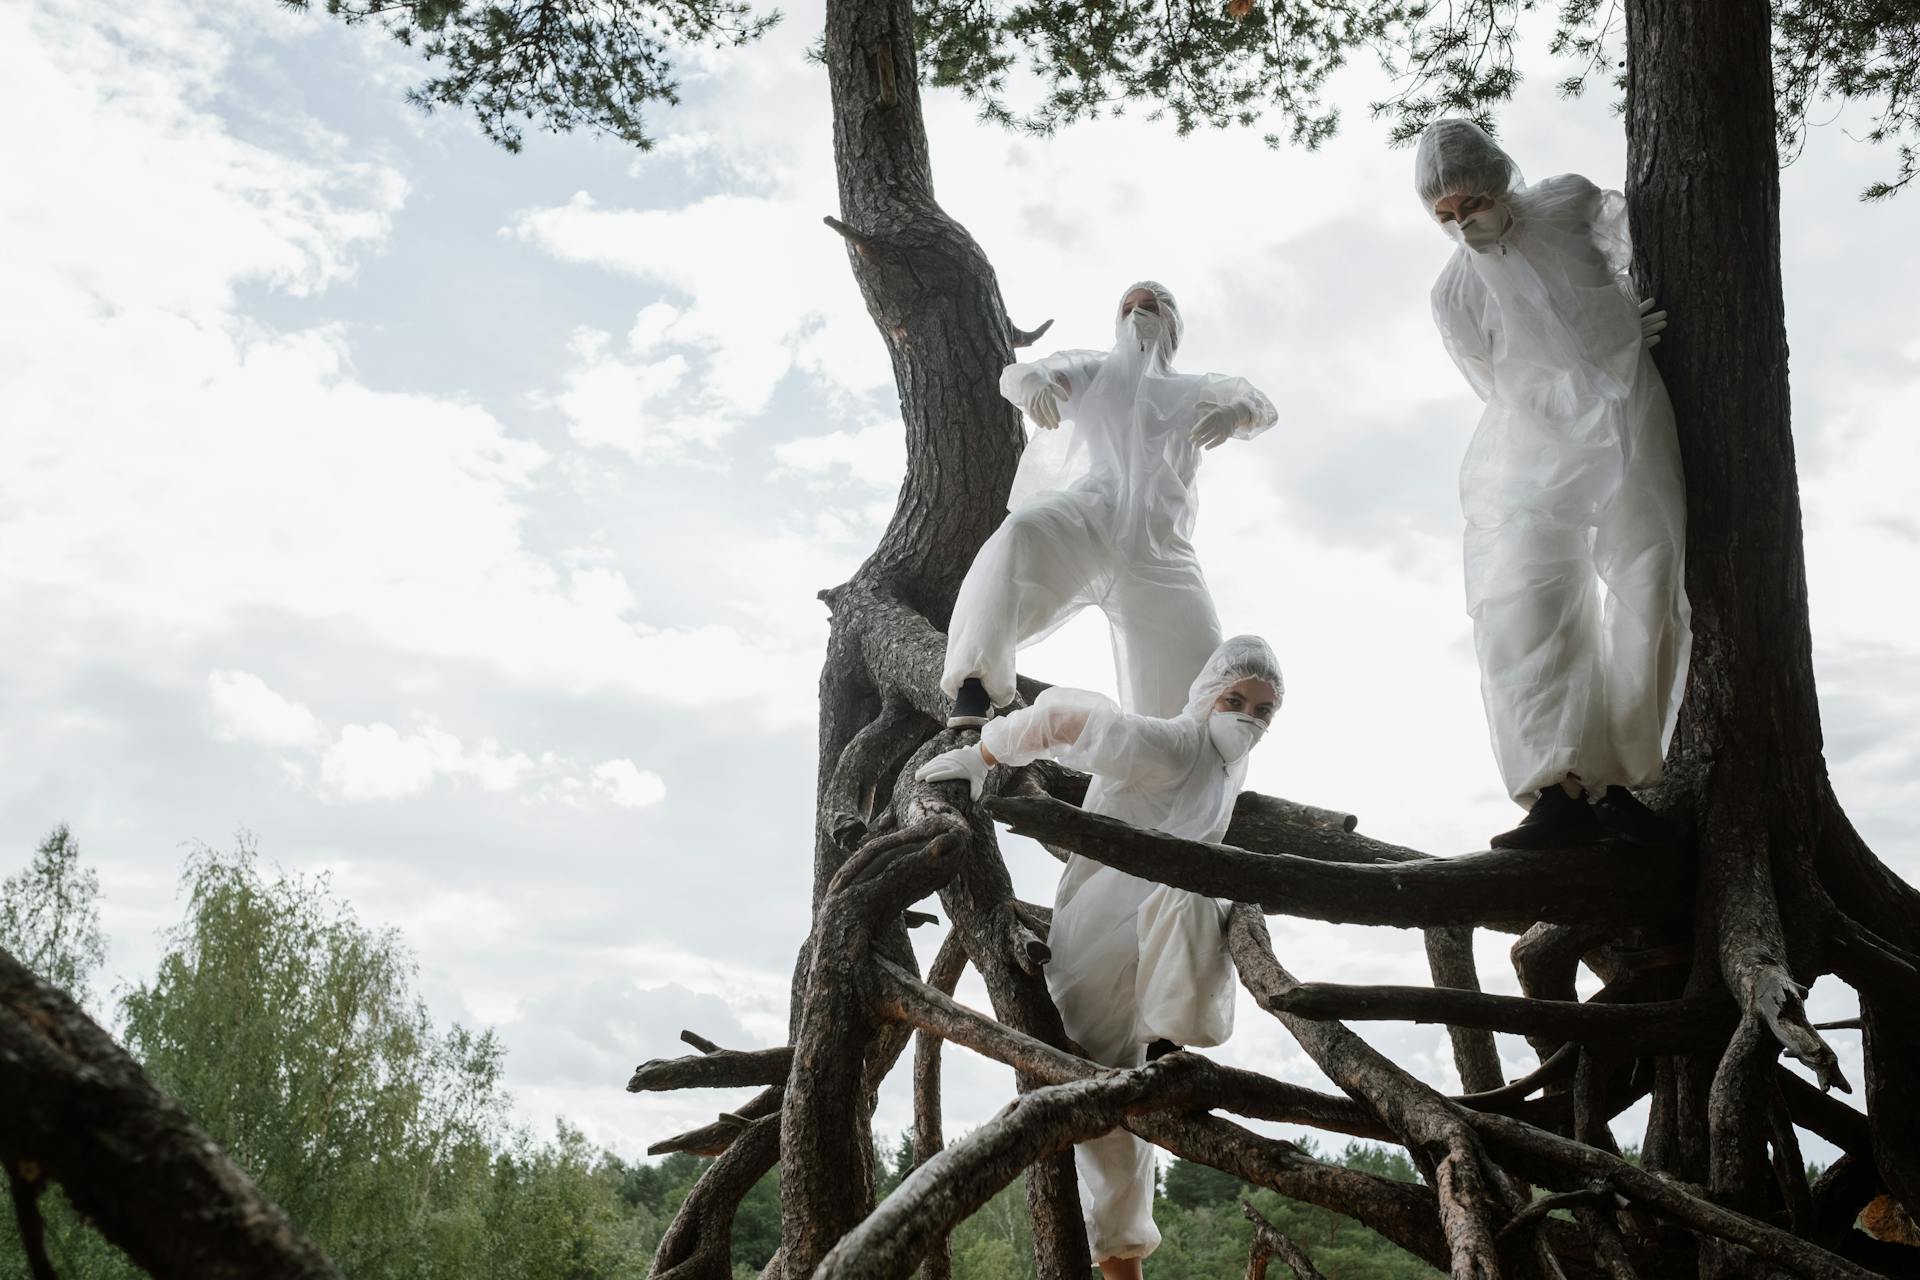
(1418, 121), (1692, 806)
(941, 282), (1277, 720)
(976, 635), (1284, 1261)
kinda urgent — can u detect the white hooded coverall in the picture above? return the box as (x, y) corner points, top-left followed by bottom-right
(978, 635), (1284, 1261)
(1419, 121), (1693, 805)
(942, 281), (1277, 720)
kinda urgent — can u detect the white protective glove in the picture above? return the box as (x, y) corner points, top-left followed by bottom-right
(1189, 402), (1247, 450)
(1020, 371), (1068, 430)
(914, 743), (992, 800)
(1638, 297), (1668, 349)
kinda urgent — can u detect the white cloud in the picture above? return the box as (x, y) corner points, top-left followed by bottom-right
(202, 686), (666, 809)
(319, 722), (450, 800)
(773, 421), (907, 491)
(548, 328), (730, 462)
(510, 187), (890, 427)
(592, 759), (668, 809)
(206, 669), (323, 746)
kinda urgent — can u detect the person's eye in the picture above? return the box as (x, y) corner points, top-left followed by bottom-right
(1437, 211), (1457, 223)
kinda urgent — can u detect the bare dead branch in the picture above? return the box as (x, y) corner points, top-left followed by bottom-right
(0, 944), (340, 1280)
(1458, 1043), (1580, 1109)
(1775, 1066), (1871, 1162)
(1497, 1183), (1618, 1251)
(1010, 317), (1055, 347)
(628, 1043), (794, 1093)
(648, 1088), (782, 1157)
(910, 930), (969, 1280)
(1242, 1199), (1328, 1279)
(821, 214), (876, 251)
(1425, 927), (1505, 1093)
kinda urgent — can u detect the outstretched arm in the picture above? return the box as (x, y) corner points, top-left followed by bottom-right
(979, 695), (1096, 766)
(917, 689), (1190, 799)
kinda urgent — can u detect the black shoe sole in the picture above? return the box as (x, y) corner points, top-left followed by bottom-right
(1490, 817), (1604, 850)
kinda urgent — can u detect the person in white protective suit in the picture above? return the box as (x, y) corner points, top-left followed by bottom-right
(1417, 119), (1692, 848)
(916, 635), (1284, 1277)
(940, 282), (1277, 727)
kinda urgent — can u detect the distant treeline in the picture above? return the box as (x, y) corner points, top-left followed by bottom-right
(0, 828), (1439, 1278)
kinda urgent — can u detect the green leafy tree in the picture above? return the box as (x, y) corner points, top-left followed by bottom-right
(115, 843), (510, 1276)
(0, 824), (106, 998)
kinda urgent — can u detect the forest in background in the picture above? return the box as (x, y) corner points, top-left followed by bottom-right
(0, 827), (1443, 1278)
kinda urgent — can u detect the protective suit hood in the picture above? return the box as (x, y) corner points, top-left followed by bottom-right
(1114, 279), (1183, 358)
(1415, 118), (1524, 212)
(1181, 634), (1285, 721)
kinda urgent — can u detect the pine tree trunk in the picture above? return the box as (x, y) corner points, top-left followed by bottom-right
(1626, 0), (1920, 1256)
(777, 0), (1092, 1272)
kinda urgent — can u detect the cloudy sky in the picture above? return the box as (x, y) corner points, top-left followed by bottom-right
(4, 0), (1917, 1177)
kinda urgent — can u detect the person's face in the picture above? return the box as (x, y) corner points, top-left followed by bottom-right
(1431, 191), (1498, 225)
(1213, 677), (1279, 725)
(1119, 287), (1162, 321)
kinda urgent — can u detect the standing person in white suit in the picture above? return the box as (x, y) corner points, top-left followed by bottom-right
(941, 281), (1277, 727)
(918, 635), (1284, 1278)
(1418, 119), (1692, 848)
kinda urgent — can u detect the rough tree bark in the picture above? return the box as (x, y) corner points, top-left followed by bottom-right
(1626, 0), (1920, 1269)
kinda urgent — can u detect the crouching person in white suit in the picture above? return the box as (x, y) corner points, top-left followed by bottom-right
(917, 635), (1284, 1277)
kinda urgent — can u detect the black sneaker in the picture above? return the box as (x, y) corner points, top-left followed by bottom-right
(1591, 786), (1673, 845)
(1490, 785), (1599, 850)
(1145, 1039), (1182, 1061)
(947, 677), (993, 728)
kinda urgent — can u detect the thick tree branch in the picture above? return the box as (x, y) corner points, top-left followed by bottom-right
(989, 796), (1690, 930)
(627, 1041), (794, 1093)
(0, 945), (340, 1280)
(1266, 982), (1732, 1052)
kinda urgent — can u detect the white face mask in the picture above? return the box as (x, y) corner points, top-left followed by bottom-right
(1445, 202), (1510, 255)
(1207, 711), (1267, 766)
(1125, 307), (1167, 351)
